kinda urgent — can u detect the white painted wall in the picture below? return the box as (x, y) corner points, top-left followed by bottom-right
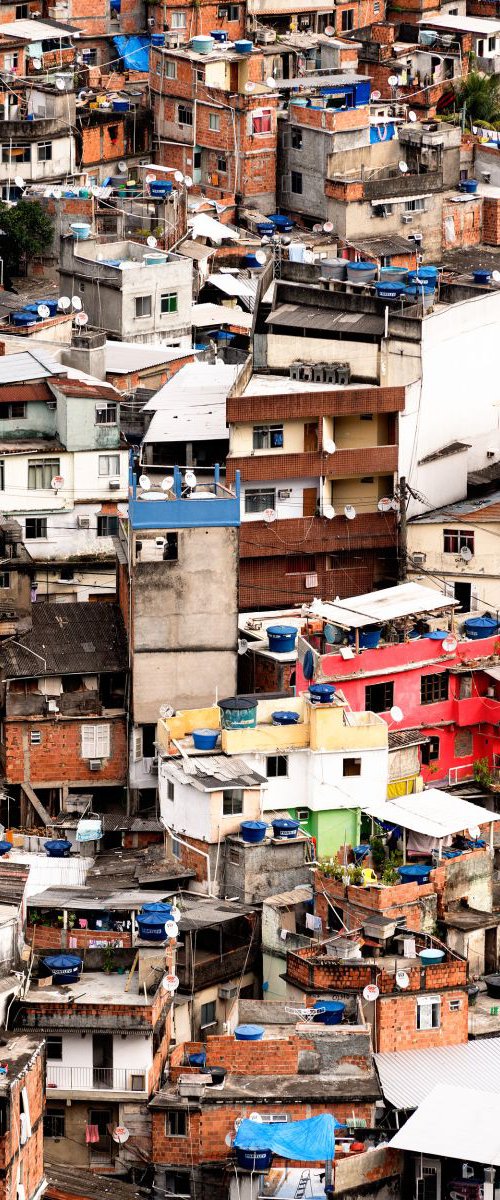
(0, 450), (127, 517)
(241, 478), (317, 521)
(240, 746), (388, 813)
(0, 133), (76, 183)
(158, 762), (263, 841)
(47, 1033), (152, 1073)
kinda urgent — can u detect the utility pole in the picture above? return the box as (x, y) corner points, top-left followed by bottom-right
(398, 475), (407, 582)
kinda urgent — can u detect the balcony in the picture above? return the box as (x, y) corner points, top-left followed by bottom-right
(240, 511), (397, 558)
(452, 694), (500, 727)
(46, 1065), (147, 1095)
(226, 445), (398, 484)
(363, 170), (442, 201)
(227, 386), (405, 423)
(176, 940), (259, 991)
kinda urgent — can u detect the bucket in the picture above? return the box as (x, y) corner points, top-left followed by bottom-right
(346, 261), (377, 283)
(271, 818), (300, 840)
(267, 625), (298, 653)
(313, 1000), (345, 1025)
(240, 821), (267, 844)
(192, 728), (219, 751)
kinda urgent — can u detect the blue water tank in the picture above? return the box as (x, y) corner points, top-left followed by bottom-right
(374, 281), (406, 301)
(313, 1000), (345, 1025)
(465, 615), (499, 639)
(240, 820), (267, 844)
(267, 625), (297, 653)
(234, 38), (253, 52)
(43, 954), (82, 983)
(271, 710), (300, 725)
(210, 28), (227, 40)
(141, 902), (173, 916)
(271, 818), (300, 840)
(0, 842), (11, 857)
(44, 839), (72, 858)
(309, 683), (336, 703)
(136, 912), (168, 941)
(235, 1024), (264, 1040)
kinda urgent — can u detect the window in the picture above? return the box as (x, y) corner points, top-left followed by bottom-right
(209, 113), (220, 131)
(89, 1108), (112, 1137)
(60, 566), (74, 581)
(4, 52), (18, 70)
(161, 292), (178, 314)
(252, 424), (283, 450)
(291, 170), (303, 194)
(28, 458), (60, 490)
(30, 731), (41, 746)
(46, 1036), (63, 1061)
(291, 127), (302, 150)
(167, 779), (174, 801)
(0, 572), (9, 589)
(405, 197), (425, 213)
(266, 755), (288, 777)
(37, 142), (52, 162)
(365, 682), (394, 713)
(360, 414), (373, 421)
(25, 517), (47, 539)
(5, 402), (26, 419)
(297, 808), (310, 822)
(16, 3), (28, 15)
(421, 735), (440, 765)
(171, 9), (186, 25)
(98, 454), (120, 476)
(178, 104), (193, 126)
(200, 1000), (216, 1028)
(374, 1), (380, 10)
(162, 532), (178, 561)
(81, 724), (111, 759)
(489, 34), (496, 51)
(341, 8), (354, 29)
(97, 515), (119, 536)
(217, 155), (227, 173)
(443, 528), (474, 555)
(166, 1110), (187, 1136)
(252, 108), (272, 134)
(134, 296), (152, 319)
(228, 846), (240, 864)
(244, 486), (276, 514)
(218, 2), (239, 14)
(2, 144), (30, 163)
(196, 67), (205, 82)
(455, 728), (473, 757)
(416, 996), (441, 1030)
(44, 1107), (65, 1139)
(165, 59), (177, 78)
(420, 673), (448, 705)
(449, 998), (461, 1011)
(343, 757), (361, 777)
(222, 788), (243, 815)
(95, 402), (117, 426)
(164, 1174), (190, 1197)
(171, 837), (181, 859)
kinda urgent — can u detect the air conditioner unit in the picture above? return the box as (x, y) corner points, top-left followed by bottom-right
(149, 757), (159, 776)
(278, 489), (292, 500)
(46, 400), (56, 410)
(108, 476), (120, 489)
(148, 15), (155, 25)
(402, 213), (413, 223)
(77, 515), (91, 529)
(47, 698), (59, 713)
(218, 984), (238, 1000)
(89, 759), (102, 771)
(413, 552), (426, 566)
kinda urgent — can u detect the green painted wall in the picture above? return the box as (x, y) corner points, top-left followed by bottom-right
(0, 403), (56, 441)
(289, 807), (360, 859)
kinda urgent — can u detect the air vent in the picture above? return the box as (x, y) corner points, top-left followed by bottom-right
(89, 759), (102, 772)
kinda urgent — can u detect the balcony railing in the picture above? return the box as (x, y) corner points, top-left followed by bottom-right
(47, 1065), (147, 1094)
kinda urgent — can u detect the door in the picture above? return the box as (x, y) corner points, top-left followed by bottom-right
(415, 1158), (441, 1200)
(88, 1108), (113, 1165)
(304, 422), (318, 451)
(193, 146), (202, 185)
(454, 581), (472, 613)
(485, 926), (498, 973)
(92, 1034), (113, 1089)
(303, 488), (317, 517)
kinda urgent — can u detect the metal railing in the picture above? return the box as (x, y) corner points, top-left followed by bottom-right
(47, 1065), (147, 1093)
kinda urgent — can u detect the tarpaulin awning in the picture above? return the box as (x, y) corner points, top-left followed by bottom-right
(389, 1084), (500, 1165)
(188, 214), (239, 244)
(234, 1114), (343, 1162)
(363, 788), (494, 838)
(112, 35), (150, 71)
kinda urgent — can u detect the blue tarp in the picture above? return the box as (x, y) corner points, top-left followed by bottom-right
(234, 1114), (343, 1162)
(113, 35), (150, 72)
(370, 122), (396, 143)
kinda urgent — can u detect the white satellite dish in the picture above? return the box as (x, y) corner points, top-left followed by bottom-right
(91, 186), (101, 198)
(263, 508), (277, 523)
(55, 76), (66, 90)
(245, 80), (256, 91)
(174, 171), (184, 183)
(409, 110), (417, 122)
(442, 635), (458, 654)
(324, 438), (336, 455)
(460, 545), (473, 561)
(493, 270), (500, 283)
(371, 89), (381, 100)
(313, 223), (323, 233)
(14, 176), (25, 190)
(234, 1118), (243, 1131)
(323, 504), (336, 520)
(51, 475), (64, 490)
(266, 76), (276, 87)
(171, 905), (181, 922)
(249, 1113), (263, 1123)
(399, 160), (409, 173)
(390, 705), (404, 723)
(147, 235), (158, 248)
(344, 505), (356, 520)
(118, 160), (127, 173)
(255, 249), (267, 265)
(184, 175), (193, 188)
(225, 1134), (233, 1148)
(52, 187), (62, 200)
(185, 469), (197, 488)
(162, 973), (179, 993)
(378, 497), (393, 513)
(145, 173), (156, 184)
(388, 74), (399, 87)
(32, 57), (42, 69)
(161, 476), (174, 491)
(468, 825), (481, 840)
(71, 295), (82, 311)
(75, 311), (88, 326)
(165, 920), (179, 938)
(159, 703), (175, 719)
(139, 474), (151, 491)
(389, 497), (399, 511)
(396, 970), (409, 989)
(58, 296), (71, 311)
(37, 304), (50, 319)
(323, 221), (334, 233)
(238, 638), (249, 655)
(112, 1127), (130, 1144)
(363, 984), (379, 1002)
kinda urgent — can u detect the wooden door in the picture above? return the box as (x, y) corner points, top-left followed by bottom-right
(304, 422), (318, 451)
(303, 488), (317, 517)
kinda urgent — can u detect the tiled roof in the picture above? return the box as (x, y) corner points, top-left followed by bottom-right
(0, 602), (127, 678)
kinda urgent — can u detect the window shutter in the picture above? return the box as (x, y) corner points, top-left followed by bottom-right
(96, 725), (110, 758)
(81, 726), (96, 758)
(133, 728), (143, 762)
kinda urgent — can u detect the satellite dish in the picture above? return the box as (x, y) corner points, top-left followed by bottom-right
(442, 635), (458, 654)
(37, 304), (50, 319)
(281, 236), (291, 247)
(249, 1113), (263, 1123)
(159, 704), (175, 719)
(161, 475), (174, 491)
(399, 160), (409, 173)
(51, 475), (64, 490)
(344, 505), (356, 520)
(323, 438), (336, 455)
(147, 235), (158, 248)
(266, 76), (276, 87)
(145, 173), (156, 184)
(234, 1118), (243, 1131)
(32, 57), (42, 69)
(460, 545), (473, 561)
(378, 497), (393, 513)
(112, 1127), (130, 1144)
(91, 186), (101, 198)
(75, 312), (88, 326)
(323, 504), (335, 520)
(185, 469), (197, 488)
(245, 80), (256, 91)
(225, 1134), (233, 1148)
(238, 638), (249, 655)
(388, 74), (399, 87)
(493, 270), (500, 283)
(324, 24), (334, 34)
(468, 825), (481, 840)
(58, 296), (70, 310)
(255, 249), (267, 265)
(171, 906), (181, 923)
(313, 223), (323, 233)
(409, 110), (417, 122)
(162, 973), (179, 993)
(14, 176), (25, 190)
(363, 984), (379, 1002)
(389, 497), (399, 511)
(71, 295), (82, 311)
(139, 475), (151, 491)
(396, 970), (409, 989)
(390, 705), (404, 723)
(165, 920), (179, 938)
(263, 508), (277, 523)
(184, 175), (193, 188)
(371, 89), (381, 100)
(174, 171), (184, 183)
(118, 160), (127, 173)
(55, 76), (66, 90)
(52, 187), (62, 200)
(323, 221), (334, 233)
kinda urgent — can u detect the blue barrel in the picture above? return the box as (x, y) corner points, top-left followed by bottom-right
(0, 842), (11, 857)
(271, 710), (300, 725)
(235, 1024), (264, 1040)
(244, 254), (261, 269)
(407, 266), (439, 283)
(313, 1000), (346, 1025)
(460, 178), (478, 193)
(240, 821), (267, 844)
(43, 954), (82, 984)
(136, 912), (168, 941)
(374, 281), (406, 301)
(151, 32), (165, 44)
(44, 839), (72, 858)
(210, 28), (227, 40)
(112, 99), (129, 112)
(150, 180), (173, 197)
(474, 269), (491, 284)
(465, 615), (499, 640)
(256, 221), (274, 236)
(398, 864), (431, 886)
(188, 1051), (206, 1066)
(236, 1148), (273, 1171)
(267, 625), (297, 653)
(272, 818), (300, 840)
(309, 683), (336, 703)
(192, 728), (219, 750)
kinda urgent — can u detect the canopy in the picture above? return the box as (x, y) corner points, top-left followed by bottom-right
(307, 581), (457, 630)
(363, 788), (494, 839)
(188, 214), (239, 244)
(234, 1114), (342, 1162)
(389, 1084), (500, 1166)
(113, 36), (150, 72)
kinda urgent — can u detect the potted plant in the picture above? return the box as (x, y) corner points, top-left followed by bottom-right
(370, 834), (385, 875)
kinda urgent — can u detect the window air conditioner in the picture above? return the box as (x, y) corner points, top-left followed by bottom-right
(218, 984), (238, 1000)
(402, 213), (413, 223)
(413, 552), (426, 566)
(77, 515), (91, 529)
(89, 759), (102, 771)
(108, 476), (120, 489)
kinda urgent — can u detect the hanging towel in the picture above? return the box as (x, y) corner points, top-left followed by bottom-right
(86, 1125), (99, 1144)
(76, 818), (102, 842)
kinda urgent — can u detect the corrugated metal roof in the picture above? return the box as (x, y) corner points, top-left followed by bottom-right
(105, 341), (191, 375)
(142, 361), (239, 413)
(191, 303), (252, 330)
(275, 72), (367, 88)
(45, 1164), (147, 1200)
(0, 601), (127, 678)
(0, 383), (52, 403)
(161, 754), (265, 792)
(375, 1038), (500, 1110)
(266, 304), (384, 336)
(388, 1083), (500, 1164)
(143, 400), (228, 445)
(388, 729), (429, 750)
(355, 235), (416, 258)
(263, 885), (313, 908)
(308, 581), (457, 629)
(0, 349), (64, 383)
(207, 273), (256, 306)
(0, 16), (77, 38)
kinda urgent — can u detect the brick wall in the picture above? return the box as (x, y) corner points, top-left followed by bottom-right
(442, 197), (482, 249)
(26, 925), (133, 950)
(226, 445), (398, 483)
(482, 196), (500, 246)
(377, 987), (468, 1051)
(4, 716), (127, 785)
(0, 1046), (45, 1200)
(226, 385), (405, 423)
(81, 121), (126, 167)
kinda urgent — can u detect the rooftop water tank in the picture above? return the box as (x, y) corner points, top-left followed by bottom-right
(459, 178), (478, 194)
(0, 842), (11, 857)
(321, 258), (347, 281)
(406, 266), (439, 284)
(112, 99), (130, 112)
(234, 38), (254, 52)
(44, 839), (72, 858)
(136, 912), (168, 942)
(191, 34), (214, 53)
(374, 281), (406, 301)
(236, 1149), (273, 1172)
(240, 820), (267, 844)
(140, 902), (173, 916)
(151, 32), (165, 44)
(313, 999), (345, 1025)
(346, 261), (377, 283)
(192, 728), (219, 750)
(309, 683), (336, 704)
(271, 710), (300, 725)
(464, 615), (499, 639)
(43, 954), (82, 984)
(219, 697), (257, 729)
(70, 222), (91, 241)
(267, 625), (297, 653)
(210, 28), (227, 40)
(473, 268), (491, 285)
(271, 818), (300, 840)
(235, 1024), (264, 1040)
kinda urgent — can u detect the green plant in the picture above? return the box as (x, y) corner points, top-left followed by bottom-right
(0, 200), (53, 281)
(321, 860), (344, 882)
(454, 71), (500, 126)
(68, 912), (76, 930)
(381, 862), (399, 886)
(103, 945), (115, 973)
(474, 757), (492, 788)
(370, 834), (385, 873)
(30, 909), (41, 925)
(347, 864), (364, 886)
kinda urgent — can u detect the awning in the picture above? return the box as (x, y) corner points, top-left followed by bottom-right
(234, 1114), (342, 1162)
(484, 666), (500, 682)
(188, 214), (239, 244)
(389, 1084), (500, 1166)
(207, 273), (254, 299)
(376, 1038), (500, 1111)
(307, 582), (457, 630)
(363, 787), (494, 838)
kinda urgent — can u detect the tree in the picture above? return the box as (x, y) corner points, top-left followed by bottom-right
(455, 70), (500, 126)
(0, 200), (53, 280)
